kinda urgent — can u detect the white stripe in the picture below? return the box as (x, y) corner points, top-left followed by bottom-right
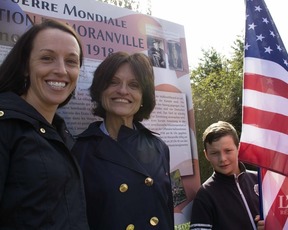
(240, 124), (288, 155)
(190, 223), (212, 227)
(245, 57), (288, 83)
(242, 89), (288, 117)
(261, 170), (285, 218)
(190, 223), (212, 230)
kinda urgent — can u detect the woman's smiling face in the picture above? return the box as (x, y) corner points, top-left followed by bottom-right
(25, 28), (81, 111)
(101, 62), (143, 122)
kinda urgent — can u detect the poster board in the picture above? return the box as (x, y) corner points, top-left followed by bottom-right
(0, 0), (201, 228)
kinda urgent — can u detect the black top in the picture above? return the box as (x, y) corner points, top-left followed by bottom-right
(191, 163), (259, 230)
(0, 92), (89, 229)
(72, 121), (174, 230)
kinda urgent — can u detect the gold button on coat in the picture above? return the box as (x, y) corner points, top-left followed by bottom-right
(119, 183), (128, 192)
(0, 111), (4, 116)
(150, 216), (159, 226)
(40, 128), (46, 133)
(126, 224), (135, 230)
(145, 177), (154, 186)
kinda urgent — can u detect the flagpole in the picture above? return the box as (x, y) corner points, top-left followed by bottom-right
(257, 167), (264, 220)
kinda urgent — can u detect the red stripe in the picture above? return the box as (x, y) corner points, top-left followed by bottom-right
(239, 143), (288, 176)
(242, 107), (288, 135)
(244, 73), (288, 98)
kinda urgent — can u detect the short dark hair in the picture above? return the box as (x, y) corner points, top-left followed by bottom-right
(0, 19), (83, 107)
(202, 121), (239, 151)
(90, 51), (156, 121)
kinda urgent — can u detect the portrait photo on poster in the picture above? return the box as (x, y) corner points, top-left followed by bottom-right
(167, 41), (183, 71)
(147, 36), (166, 68)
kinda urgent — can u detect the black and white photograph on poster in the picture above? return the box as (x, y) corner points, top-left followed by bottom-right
(147, 36), (166, 68)
(168, 41), (183, 71)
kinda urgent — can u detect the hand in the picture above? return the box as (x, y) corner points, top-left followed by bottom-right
(255, 215), (265, 230)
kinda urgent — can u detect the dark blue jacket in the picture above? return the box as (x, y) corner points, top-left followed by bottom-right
(190, 163), (259, 230)
(72, 121), (174, 230)
(0, 92), (89, 230)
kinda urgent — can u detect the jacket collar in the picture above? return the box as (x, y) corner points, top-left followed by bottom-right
(77, 121), (155, 176)
(0, 92), (74, 150)
(212, 162), (247, 183)
(0, 92), (48, 123)
(77, 120), (154, 138)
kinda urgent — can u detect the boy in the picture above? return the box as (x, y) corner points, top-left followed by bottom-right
(190, 121), (264, 230)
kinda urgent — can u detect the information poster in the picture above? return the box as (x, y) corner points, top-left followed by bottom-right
(0, 0), (201, 228)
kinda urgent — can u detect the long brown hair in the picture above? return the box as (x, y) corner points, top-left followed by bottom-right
(0, 19), (83, 107)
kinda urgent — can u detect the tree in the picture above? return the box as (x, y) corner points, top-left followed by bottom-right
(191, 38), (244, 182)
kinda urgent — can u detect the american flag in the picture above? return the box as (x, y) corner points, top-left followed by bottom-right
(239, 0), (288, 228)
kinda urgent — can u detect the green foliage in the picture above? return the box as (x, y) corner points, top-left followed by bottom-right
(174, 222), (190, 230)
(191, 37), (244, 182)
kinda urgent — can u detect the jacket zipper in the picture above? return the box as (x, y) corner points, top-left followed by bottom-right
(235, 175), (257, 230)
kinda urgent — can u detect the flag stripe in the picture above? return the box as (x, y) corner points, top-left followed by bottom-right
(242, 107), (288, 135)
(242, 89), (288, 116)
(240, 124), (288, 156)
(244, 73), (288, 98)
(245, 58), (288, 84)
(239, 142), (288, 176)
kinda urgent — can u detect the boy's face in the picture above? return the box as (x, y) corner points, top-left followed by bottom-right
(204, 135), (240, 176)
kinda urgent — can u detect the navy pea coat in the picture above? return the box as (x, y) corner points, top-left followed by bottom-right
(72, 121), (174, 230)
(0, 92), (89, 229)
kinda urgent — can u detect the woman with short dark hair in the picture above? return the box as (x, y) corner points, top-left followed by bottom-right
(72, 51), (174, 230)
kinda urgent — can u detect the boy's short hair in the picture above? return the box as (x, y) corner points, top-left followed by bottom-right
(202, 121), (239, 150)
